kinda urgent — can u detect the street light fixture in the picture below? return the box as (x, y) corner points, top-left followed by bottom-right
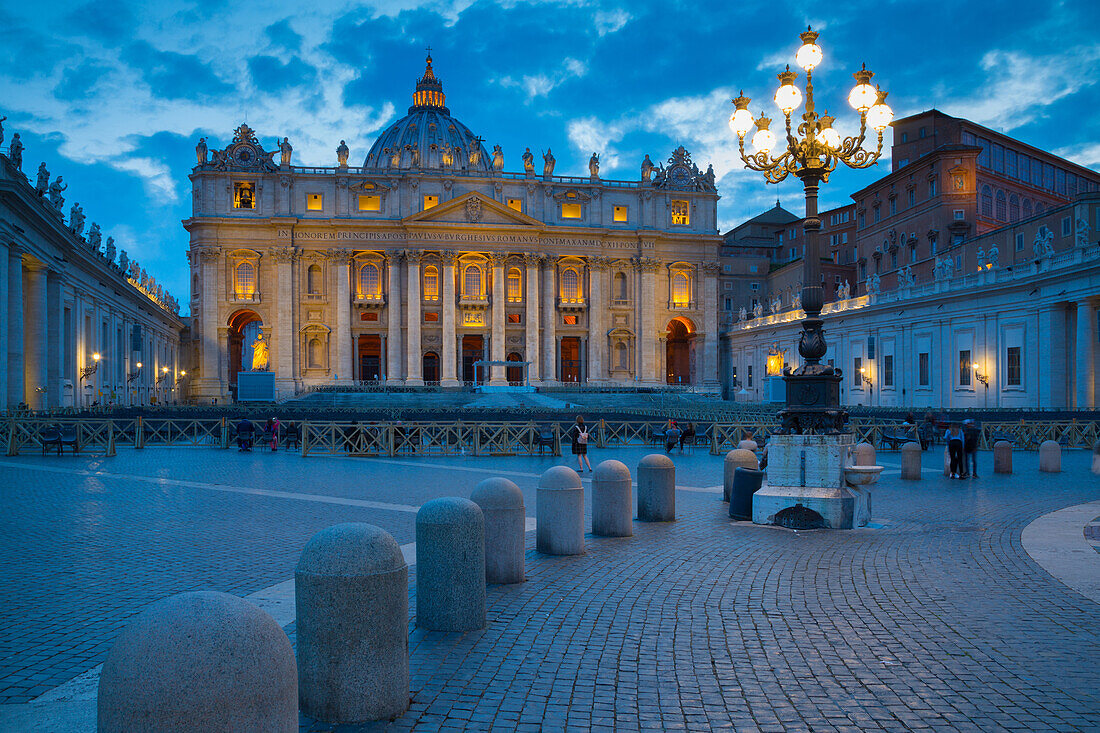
(974, 363), (989, 387)
(729, 26), (892, 433)
(127, 362), (143, 384)
(156, 366), (170, 385)
(79, 352), (101, 381)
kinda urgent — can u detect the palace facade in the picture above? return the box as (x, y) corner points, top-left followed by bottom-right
(185, 57), (722, 400)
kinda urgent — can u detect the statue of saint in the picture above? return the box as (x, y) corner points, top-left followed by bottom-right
(88, 222), (102, 250)
(251, 331), (270, 371)
(704, 163), (716, 189)
(8, 133), (22, 169)
(36, 162), (49, 195)
(336, 140), (349, 167)
(118, 249), (129, 272)
(0, 115), (5, 147)
(976, 246), (985, 269)
(791, 290), (801, 310)
(753, 301), (763, 318)
(522, 147), (534, 174)
(279, 137), (292, 166)
(195, 137), (207, 165)
(738, 306), (747, 322)
(641, 154), (654, 183)
(49, 176), (67, 210)
(542, 148), (555, 177)
(868, 272), (881, 295)
(69, 202), (85, 236)
(588, 152), (600, 178)
(105, 236), (116, 263)
(492, 144), (504, 171)
(988, 243), (999, 267)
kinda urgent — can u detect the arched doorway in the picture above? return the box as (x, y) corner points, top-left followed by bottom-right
(461, 335), (484, 384)
(666, 317), (695, 385)
(506, 352), (524, 385)
(423, 351), (440, 384)
(228, 310), (263, 398)
(357, 334), (382, 382)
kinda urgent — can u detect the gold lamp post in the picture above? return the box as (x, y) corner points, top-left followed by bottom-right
(729, 27), (893, 433)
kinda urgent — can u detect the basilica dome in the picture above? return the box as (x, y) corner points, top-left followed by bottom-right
(363, 56), (492, 174)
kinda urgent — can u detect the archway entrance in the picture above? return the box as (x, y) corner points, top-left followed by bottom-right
(357, 334), (382, 382)
(461, 335), (484, 384)
(423, 351), (440, 384)
(506, 352), (524, 385)
(560, 337), (581, 383)
(666, 317), (695, 385)
(228, 310), (263, 399)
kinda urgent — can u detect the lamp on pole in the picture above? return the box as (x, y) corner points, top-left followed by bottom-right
(127, 361), (142, 407)
(729, 26), (892, 433)
(79, 352), (101, 382)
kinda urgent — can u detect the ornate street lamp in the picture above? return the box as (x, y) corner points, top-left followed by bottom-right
(127, 362), (143, 384)
(729, 27), (893, 433)
(156, 366), (170, 385)
(79, 352), (101, 381)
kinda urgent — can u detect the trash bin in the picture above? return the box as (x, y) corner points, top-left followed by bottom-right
(729, 467), (764, 520)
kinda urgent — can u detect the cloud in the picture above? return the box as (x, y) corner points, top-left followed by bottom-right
(593, 8), (631, 36)
(264, 19), (302, 50)
(65, 1), (136, 42)
(248, 55), (319, 93)
(122, 41), (235, 101)
(54, 59), (115, 101)
(496, 57), (588, 101)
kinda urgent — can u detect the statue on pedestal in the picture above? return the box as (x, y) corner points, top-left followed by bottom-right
(195, 137), (207, 165)
(9, 133), (22, 169)
(522, 147), (534, 174)
(753, 301), (763, 319)
(105, 236), (116, 263)
(88, 222), (102, 250)
(868, 272), (881, 295)
(336, 140), (349, 167)
(279, 137), (292, 166)
(899, 265), (914, 287)
(492, 144), (504, 171)
(976, 246), (986, 269)
(118, 249), (129, 273)
(542, 148), (555, 177)
(251, 331), (270, 371)
(69, 202), (85, 236)
(738, 305), (747, 322)
(641, 154), (654, 183)
(0, 115), (6, 147)
(988, 243), (999, 267)
(838, 280), (850, 299)
(36, 162), (49, 195)
(588, 152), (600, 178)
(48, 176), (67, 210)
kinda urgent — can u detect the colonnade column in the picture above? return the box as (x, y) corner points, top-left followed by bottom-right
(541, 256), (557, 383)
(386, 252), (403, 384)
(523, 254), (540, 383)
(637, 257), (658, 384)
(274, 248), (295, 395)
(489, 254), (506, 385)
(0, 240), (9, 406)
(405, 250), (423, 385)
(587, 258), (607, 385)
(1077, 299), (1096, 409)
(198, 247), (221, 399)
(441, 251), (459, 386)
(47, 272), (64, 408)
(333, 250), (353, 384)
(7, 247), (24, 407)
(701, 262), (720, 389)
(23, 263), (48, 409)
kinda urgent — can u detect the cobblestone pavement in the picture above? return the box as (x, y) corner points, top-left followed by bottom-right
(0, 444), (1098, 731)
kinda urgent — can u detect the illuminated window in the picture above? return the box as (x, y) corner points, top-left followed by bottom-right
(672, 272), (690, 306)
(363, 312), (378, 322)
(308, 338), (322, 368)
(307, 193), (323, 211)
(613, 205), (628, 222)
(563, 315), (578, 325)
(561, 202), (582, 219)
(423, 195), (438, 210)
(358, 195), (381, 211)
(507, 198), (523, 212)
(359, 263), (381, 297)
(233, 182), (255, 209)
(307, 264), (322, 294)
(507, 313), (521, 324)
(560, 269), (580, 301)
(506, 268), (522, 302)
(423, 265), (439, 299)
(671, 200), (689, 225)
(959, 350), (972, 386)
(463, 264), (483, 296)
(235, 262), (255, 296)
(424, 312), (440, 322)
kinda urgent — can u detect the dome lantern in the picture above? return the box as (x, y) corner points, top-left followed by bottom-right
(411, 53), (447, 113)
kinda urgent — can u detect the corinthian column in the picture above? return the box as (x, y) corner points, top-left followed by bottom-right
(524, 253), (541, 383)
(701, 261), (720, 389)
(489, 253), (506, 385)
(441, 251), (459, 385)
(637, 257), (659, 384)
(587, 257), (607, 385)
(196, 246), (221, 399)
(1077, 300), (1096, 409)
(23, 264), (48, 409)
(406, 250), (423, 385)
(332, 249), (353, 384)
(541, 255), (557, 383)
(272, 247), (296, 395)
(386, 251), (403, 384)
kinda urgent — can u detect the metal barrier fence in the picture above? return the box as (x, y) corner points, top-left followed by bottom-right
(3, 416), (1096, 457)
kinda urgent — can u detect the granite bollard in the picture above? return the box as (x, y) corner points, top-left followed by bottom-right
(724, 449), (759, 502)
(592, 459), (633, 537)
(416, 498), (486, 631)
(471, 477), (526, 584)
(97, 591), (297, 733)
(853, 441), (876, 467)
(901, 442), (922, 480)
(295, 523), (408, 723)
(638, 453), (675, 522)
(1091, 440), (1100, 475)
(537, 465), (585, 555)
(1039, 440), (1061, 473)
(993, 441), (1013, 474)
(737, 438), (758, 452)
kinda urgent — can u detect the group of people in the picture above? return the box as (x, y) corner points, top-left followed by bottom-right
(235, 417), (299, 452)
(566, 416), (697, 473)
(944, 419), (982, 479)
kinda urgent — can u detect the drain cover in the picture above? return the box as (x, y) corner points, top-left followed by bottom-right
(774, 504), (825, 530)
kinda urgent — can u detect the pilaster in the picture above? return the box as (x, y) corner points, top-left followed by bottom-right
(541, 255), (557, 383)
(386, 251), (403, 384)
(440, 251), (459, 386)
(524, 253), (541, 383)
(405, 249), (423, 385)
(489, 253), (506, 385)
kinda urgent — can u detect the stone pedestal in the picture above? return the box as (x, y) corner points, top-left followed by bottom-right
(901, 442), (922, 480)
(415, 498), (486, 632)
(993, 441), (1013, 474)
(470, 477), (526, 584)
(1039, 440), (1061, 473)
(752, 433), (871, 530)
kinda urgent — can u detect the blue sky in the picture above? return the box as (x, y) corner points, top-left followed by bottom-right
(3, 0), (1099, 314)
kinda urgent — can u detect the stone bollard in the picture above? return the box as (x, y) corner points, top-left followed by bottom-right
(471, 477), (526, 584)
(900, 442), (922, 480)
(943, 445), (951, 476)
(993, 441), (1013, 474)
(592, 459), (633, 537)
(97, 591), (297, 733)
(724, 449), (759, 502)
(537, 465), (585, 555)
(1039, 440), (1061, 473)
(638, 453), (676, 522)
(737, 438), (758, 452)
(1091, 440), (1100, 475)
(853, 441), (876, 466)
(295, 524), (408, 723)
(416, 498), (486, 631)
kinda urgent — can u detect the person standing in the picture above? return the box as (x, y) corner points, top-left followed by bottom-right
(570, 416), (592, 472)
(944, 422), (964, 479)
(664, 421), (682, 454)
(270, 416), (281, 452)
(962, 419), (980, 478)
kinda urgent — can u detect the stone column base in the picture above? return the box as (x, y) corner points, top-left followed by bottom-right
(752, 484), (871, 530)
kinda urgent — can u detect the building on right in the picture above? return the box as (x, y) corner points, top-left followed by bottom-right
(723, 111), (1099, 410)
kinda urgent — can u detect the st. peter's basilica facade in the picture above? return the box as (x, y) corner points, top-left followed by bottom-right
(185, 57), (722, 400)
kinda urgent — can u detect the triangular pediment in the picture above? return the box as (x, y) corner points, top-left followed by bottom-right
(402, 191), (542, 227)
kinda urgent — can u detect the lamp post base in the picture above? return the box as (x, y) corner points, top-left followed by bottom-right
(778, 370), (846, 434)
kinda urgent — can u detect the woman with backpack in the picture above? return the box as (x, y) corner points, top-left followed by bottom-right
(570, 415), (593, 473)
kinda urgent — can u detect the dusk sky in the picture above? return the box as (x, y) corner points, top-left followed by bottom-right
(3, 0), (1099, 314)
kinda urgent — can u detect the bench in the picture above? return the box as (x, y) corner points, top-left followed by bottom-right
(534, 428), (555, 455)
(880, 428), (918, 450)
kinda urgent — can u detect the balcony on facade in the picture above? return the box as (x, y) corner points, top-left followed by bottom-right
(354, 292), (386, 308)
(231, 291), (261, 304)
(459, 294), (489, 309)
(557, 297), (588, 311)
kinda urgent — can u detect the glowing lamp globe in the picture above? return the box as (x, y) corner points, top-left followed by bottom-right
(848, 83), (876, 112)
(729, 108), (755, 137)
(752, 128), (776, 154)
(796, 43), (822, 71)
(774, 84), (802, 114)
(819, 126), (841, 149)
(866, 89), (894, 131)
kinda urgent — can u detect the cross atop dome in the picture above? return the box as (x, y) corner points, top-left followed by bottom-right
(412, 49), (447, 112)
